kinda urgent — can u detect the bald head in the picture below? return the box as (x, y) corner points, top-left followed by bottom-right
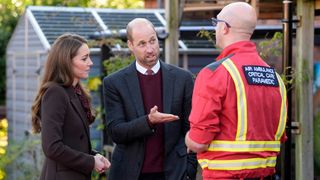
(218, 2), (257, 36)
(126, 18), (156, 42)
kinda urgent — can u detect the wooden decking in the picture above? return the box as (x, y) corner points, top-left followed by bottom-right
(184, 0), (284, 19)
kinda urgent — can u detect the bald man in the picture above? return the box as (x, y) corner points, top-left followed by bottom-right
(185, 2), (287, 180)
(103, 18), (197, 180)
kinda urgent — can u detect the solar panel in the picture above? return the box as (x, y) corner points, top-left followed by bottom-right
(29, 7), (216, 49)
(31, 10), (103, 44)
(160, 12), (211, 27)
(98, 12), (164, 30)
(182, 39), (214, 48)
(180, 19), (211, 27)
(180, 30), (214, 49)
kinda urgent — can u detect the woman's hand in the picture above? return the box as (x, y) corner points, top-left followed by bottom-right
(94, 154), (111, 174)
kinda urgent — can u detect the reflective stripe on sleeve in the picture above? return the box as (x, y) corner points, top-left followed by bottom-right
(208, 140), (280, 152)
(222, 59), (248, 141)
(198, 156), (277, 170)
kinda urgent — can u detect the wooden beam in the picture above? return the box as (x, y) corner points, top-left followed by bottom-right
(295, 0), (314, 179)
(165, 0), (179, 65)
(316, 0), (320, 10)
(258, 2), (283, 9)
(258, 13), (282, 19)
(251, 0), (259, 18)
(183, 0), (244, 12)
(184, 4), (224, 12)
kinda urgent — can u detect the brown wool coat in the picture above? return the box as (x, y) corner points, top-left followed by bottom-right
(39, 84), (95, 180)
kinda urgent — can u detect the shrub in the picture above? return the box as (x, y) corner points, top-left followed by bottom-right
(0, 119), (42, 180)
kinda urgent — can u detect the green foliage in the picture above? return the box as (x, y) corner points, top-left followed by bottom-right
(86, 40), (134, 146)
(87, 77), (102, 91)
(103, 55), (135, 76)
(88, 38), (127, 49)
(87, 51), (134, 134)
(258, 32), (283, 60)
(279, 60), (311, 92)
(257, 32), (311, 93)
(197, 29), (215, 45)
(0, 119), (7, 179)
(0, 133), (42, 180)
(31, 0), (91, 6)
(96, 47), (134, 133)
(0, 0), (22, 106)
(93, 106), (105, 131)
(89, 0), (144, 8)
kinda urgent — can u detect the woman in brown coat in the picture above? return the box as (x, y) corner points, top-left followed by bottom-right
(31, 33), (110, 180)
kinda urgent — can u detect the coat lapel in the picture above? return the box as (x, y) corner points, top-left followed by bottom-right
(66, 87), (90, 138)
(124, 62), (145, 116)
(160, 61), (176, 155)
(161, 61), (174, 114)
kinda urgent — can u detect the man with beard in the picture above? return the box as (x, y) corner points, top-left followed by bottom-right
(185, 2), (287, 180)
(103, 18), (197, 180)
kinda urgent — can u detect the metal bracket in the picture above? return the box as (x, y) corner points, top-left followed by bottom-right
(294, 16), (301, 27)
(291, 121), (301, 135)
(281, 18), (300, 26)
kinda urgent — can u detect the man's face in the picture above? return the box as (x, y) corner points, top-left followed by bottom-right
(128, 25), (160, 69)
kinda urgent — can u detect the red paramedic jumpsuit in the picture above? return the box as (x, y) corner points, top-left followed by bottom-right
(189, 41), (287, 179)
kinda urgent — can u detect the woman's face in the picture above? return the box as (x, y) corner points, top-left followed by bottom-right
(72, 43), (93, 85)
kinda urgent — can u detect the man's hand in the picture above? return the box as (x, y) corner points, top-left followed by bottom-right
(148, 106), (179, 124)
(185, 131), (209, 153)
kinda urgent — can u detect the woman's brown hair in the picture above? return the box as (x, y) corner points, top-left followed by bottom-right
(31, 33), (93, 133)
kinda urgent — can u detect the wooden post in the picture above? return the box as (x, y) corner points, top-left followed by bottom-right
(295, 0), (314, 179)
(165, 0), (179, 65)
(282, 1), (293, 179)
(250, 0), (260, 18)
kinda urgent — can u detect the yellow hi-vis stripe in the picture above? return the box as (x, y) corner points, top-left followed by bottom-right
(198, 156), (277, 170)
(275, 73), (287, 140)
(222, 59), (248, 141)
(208, 140), (281, 152)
